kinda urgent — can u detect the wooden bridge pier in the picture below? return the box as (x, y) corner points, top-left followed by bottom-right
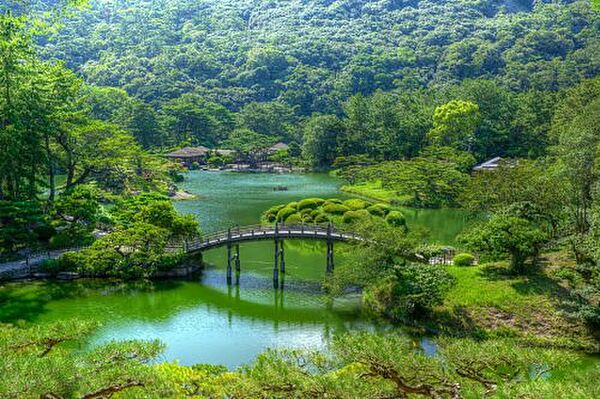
(183, 223), (359, 287)
(326, 223), (334, 273)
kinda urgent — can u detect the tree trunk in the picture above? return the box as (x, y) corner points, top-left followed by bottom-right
(510, 251), (525, 275)
(45, 133), (55, 201)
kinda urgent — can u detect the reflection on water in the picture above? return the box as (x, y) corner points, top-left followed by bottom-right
(0, 264), (379, 368)
(0, 172), (460, 368)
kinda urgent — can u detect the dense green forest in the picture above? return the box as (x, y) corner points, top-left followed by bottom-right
(5, 0), (600, 159)
(2, 0), (600, 398)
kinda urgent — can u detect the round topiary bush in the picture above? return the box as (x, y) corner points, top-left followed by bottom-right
(297, 198), (326, 210)
(264, 204), (286, 222)
(453, 253), (476, 267)
(385, 211), (406, 228)
(287, 202), (298, 210)
(366, 203), (391, 217)
(301, 213), (314, 223)
(343, 198), (370, 210)
(276, 207), (297, 222)
(314, 213), (331, 224)
(325, 198), (343, 205)
(284, 213), (303, 224)
(342, 209), (370, 224)
(323, 203), (351, 215)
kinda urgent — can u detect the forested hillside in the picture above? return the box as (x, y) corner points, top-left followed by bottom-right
(12, 0), (596, 160)
(42, 0), (598, 107)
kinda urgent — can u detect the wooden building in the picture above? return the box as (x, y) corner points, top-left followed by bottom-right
(165, 146), (210, 167)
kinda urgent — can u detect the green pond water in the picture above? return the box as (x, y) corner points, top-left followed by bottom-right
(0, 172), (469, 368)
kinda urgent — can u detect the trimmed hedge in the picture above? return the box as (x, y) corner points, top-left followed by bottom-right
(367, 203), (391, 217)
(385, 211), (406, 227)
(453, 253), (475, 266)
(297, 198), (326, 210)
(323, 203), (351, 215)
(276, 206), (297, 222)
(314, 213), (331, 223)
(325, 198), (343, 204)
(284, 213), (303, 224)
(343, 198), (370, 210)
(343, 209), (370, 224)
(264, 204), (286, 222)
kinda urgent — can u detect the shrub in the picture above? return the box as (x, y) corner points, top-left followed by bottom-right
(58, 251), (85, 272)
(363, 264), (456, 320)
(453, 253), (475, 266)
(325, 198), (343, 204)
(287, 202), (298, 210)
(385, 211), (406, 228)
(264, 204), (286, 222)
(41, 251), (85, 275)
(39, 259), (62, 275)
(284, 213), (303, 224)
(366, 203), (391, 217)
(276, 207), (297, 222)
(34, 224), (57, 242)
(343, 209), (371, 224)
(343, 199), (370, 210)
(314, 213), (331, 224)
(323, 204), (351, 215)
(297, 198), (325, 210)
(48, 232), (75, 250)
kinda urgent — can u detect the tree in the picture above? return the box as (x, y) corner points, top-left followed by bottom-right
(221, 128), (276, 167)
(52, 185), (100, 241)
(364, 263), (456, 320)
(427, 100), (480, 151)
(236, 101), (297, 140)
(459, 215), (547, 274)
(461, 160), (568, 237)
(160, 93), (234, 146)
(302, 114), (345, 168)
(0, 320), (165, 398)
(0, 200), (45, 253)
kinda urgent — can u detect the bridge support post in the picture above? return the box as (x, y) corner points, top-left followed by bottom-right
(235, 244), (241, 273)
(326, 223), (334, 274)
(226, 228), (232, 284)
(279, 240), (285, 274)
(273, 223), (280, 288)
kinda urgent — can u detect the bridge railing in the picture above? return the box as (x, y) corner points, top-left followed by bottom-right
(181, 223), (361, 252)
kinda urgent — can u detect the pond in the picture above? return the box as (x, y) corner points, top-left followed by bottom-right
(0, 172), (470, 368)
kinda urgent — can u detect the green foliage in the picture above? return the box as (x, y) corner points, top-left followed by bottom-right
(0, 320), (165, 399)
(366, 203), (391, 217)
(385, 210), (406, 228)
(343, 198), (369, 210)
(0, 200), (46, 253)
(453, 253), (476, 267)
(428, 100), (480, 150)
(459, 215), (547, 274)
(364, 264), (456, 319)
(323, 203), (351, 215)
(52, 185), (100, 238)
(283, 213), (302, 225)
(276, 206), (297, 223)
(297, 198), (325, 210)
(302, 114), (345, 168)
(314, 213), (330, 224)
(342, 209), (370, 224)
(344, 147), (474, 208)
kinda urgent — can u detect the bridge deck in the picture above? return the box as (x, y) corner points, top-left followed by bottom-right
(184, 224), (360, 252)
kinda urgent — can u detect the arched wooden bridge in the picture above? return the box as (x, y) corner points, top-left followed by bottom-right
(178, 223), (361, 287)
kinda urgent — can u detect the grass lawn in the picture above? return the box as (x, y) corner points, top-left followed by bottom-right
(341, 180), (410, 204)
(432, 261), (598, 351)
